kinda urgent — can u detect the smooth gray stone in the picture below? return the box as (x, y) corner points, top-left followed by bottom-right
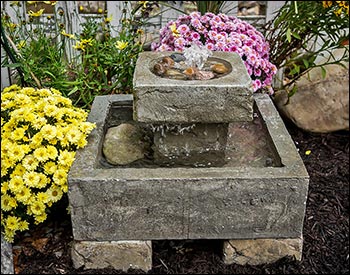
(1, 234), (14, 274)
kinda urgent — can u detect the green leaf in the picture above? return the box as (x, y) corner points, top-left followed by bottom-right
(302, 59), (309, 69)
(291, 32), (301, 40)
(5, 63), (22, 68)
(321, 66), (327, 78)
(288, 85), (298, 98)
(289, 64), (300, 76)
(286, 28), (292, 43)
(68, 86), (79, 96)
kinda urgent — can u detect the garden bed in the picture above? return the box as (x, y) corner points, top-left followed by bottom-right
(11, 121), (349, 274)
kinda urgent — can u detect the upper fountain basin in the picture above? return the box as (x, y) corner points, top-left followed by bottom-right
(133, 51), (254, 124)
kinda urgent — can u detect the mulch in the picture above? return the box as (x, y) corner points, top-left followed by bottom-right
(12, 120), (349, 274)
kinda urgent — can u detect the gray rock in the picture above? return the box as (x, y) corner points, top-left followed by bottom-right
(103, 123), (148, 165)
(1, 234), (14, 274)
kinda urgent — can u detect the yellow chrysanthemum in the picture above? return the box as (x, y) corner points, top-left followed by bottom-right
(76, 138), (88, 149)
(15, 186), (31, 204)
(37, 174), (49, 189)
(34, 212), (47, 224)
(1, 182), (10, 194)
(1, 158), (11, 173)
(11, 127), (26, 141)
(8, 176), (24, 193)
(58, 150), (75, 167)
(30, 200), (46, 216)
(53, 169), (67, 186)
(23, 171), (41, 188)
(37, 192), (50, 203)
(31, 116), (47, 130)
(31, 133), (44, 147)
(46, 145), (58, 159)
(33, 146), (50, 162)
(46, 185), (63, 203)
(6, 216), (21, 231)
(22, 154), (39, 171)
(43, 161), (57, 175)
(4, 228), (15, 243)
(18, 220), (29, 231)
(13, 164), (26, 177)
(8, 143), (26, 162)
(2, 85), (95, 242)
(44, 104), (59, 117)
(40, 124), (57, 140)
(1, 194), (17, 211)
(65, 127), (83, 144)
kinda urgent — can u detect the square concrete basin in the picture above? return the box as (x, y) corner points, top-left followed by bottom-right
(68, 94), (309, 241)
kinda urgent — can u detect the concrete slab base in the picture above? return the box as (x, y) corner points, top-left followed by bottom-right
(71, 240), (152, 272)
(223, 237), (303, 265)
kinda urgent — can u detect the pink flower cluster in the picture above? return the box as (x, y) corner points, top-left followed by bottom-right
(151, 12), (277, 94)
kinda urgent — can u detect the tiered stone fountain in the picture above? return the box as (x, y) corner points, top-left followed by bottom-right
(68, 47), (309, 271)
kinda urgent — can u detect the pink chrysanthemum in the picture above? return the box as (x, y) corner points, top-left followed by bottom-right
(151, 11), (277, 93)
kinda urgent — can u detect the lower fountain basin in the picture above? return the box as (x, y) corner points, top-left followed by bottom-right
(68, 94), (309, 241)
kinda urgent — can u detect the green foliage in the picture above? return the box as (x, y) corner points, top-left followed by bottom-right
(193, 1), (226, 14)
(1, 2), (69, 92)
(1, 1), (150, 109)
(263, 1), (349, 96)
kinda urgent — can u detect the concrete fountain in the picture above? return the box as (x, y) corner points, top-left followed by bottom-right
(68, 46), (309, 271)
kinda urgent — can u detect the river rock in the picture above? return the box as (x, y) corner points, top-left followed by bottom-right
(162, 56), (175, 67)
(195, 70), (215, 80)
(170, 53), (186, 62)
(211, 63), (229, 74)
(103, 123), (147, 165)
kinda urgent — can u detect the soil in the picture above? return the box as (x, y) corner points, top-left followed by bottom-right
(11, 120), (349, 274)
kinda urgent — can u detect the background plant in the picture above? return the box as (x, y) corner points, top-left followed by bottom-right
(64, 1), (154, 108)
(1, 1), (69, 92)
(1, 84), (95, 242)
(263, 1), (349, 97)
(1, 1), (156, 109)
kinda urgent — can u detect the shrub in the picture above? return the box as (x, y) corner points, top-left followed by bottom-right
(151, 11), (277, 94)
(1, 84), (95, 242)
(1, 1), (152, 108)
(263, 0), (349, 96)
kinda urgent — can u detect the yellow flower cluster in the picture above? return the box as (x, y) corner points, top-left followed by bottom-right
(1, 85), (95, 242)
(322, 1), (349, 16)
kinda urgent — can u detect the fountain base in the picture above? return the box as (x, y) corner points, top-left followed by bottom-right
(68, 94), (309, 271)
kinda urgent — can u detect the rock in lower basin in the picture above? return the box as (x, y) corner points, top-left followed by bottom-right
(102, 123), (148, 165)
